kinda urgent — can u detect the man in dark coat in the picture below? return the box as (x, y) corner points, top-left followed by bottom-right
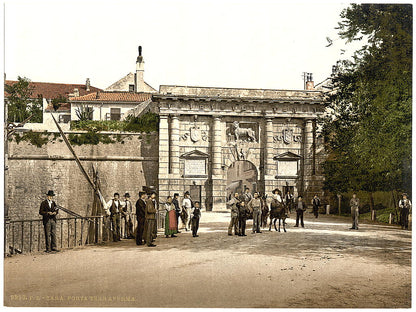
(294, 195), (307, 228)
(172, 193), (181, 233)
(312, 194), (321, 218)
(145, 192), (157, 247)
(39, 190), (60, 252)
(238, 201), (249, 236)
(135, 191), (147, 245)
(399, 193), (412, 230)
(191, 201), (201, 237)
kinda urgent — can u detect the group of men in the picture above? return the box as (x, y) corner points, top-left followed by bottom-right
(38, 189), (411, 253)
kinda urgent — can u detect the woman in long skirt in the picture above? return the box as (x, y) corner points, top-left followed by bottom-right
(165, 196), (178, 238)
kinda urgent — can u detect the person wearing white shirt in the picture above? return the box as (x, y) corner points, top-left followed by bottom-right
(106, 193), (123, 242)
(121, 193), (134, 239)
(182, 191), (193, 231)
(399, 193), (412, 230)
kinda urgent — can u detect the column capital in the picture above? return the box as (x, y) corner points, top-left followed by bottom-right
(159, 114), (169, 120)
(170, 114), (180, 119)
(213, 115), (222, 121)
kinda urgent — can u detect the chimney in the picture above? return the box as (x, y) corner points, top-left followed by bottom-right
(135, 45), (145, 92)
(305, 73), (314, 90)
(73, 88), (79, 97)
(86, 78), (90, 91)
(96, 91), (100, 99)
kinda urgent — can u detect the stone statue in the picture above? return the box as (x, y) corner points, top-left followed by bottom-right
(233, 121), (256, 142)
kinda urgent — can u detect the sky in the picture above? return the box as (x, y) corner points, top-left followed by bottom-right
(4, 0), (365, 91)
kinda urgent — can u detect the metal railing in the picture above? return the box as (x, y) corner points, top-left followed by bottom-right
(4, 216), (104, 256)
(5, 210), (167, 256)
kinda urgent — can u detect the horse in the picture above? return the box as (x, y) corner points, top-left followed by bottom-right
(269, 200), (287, 232)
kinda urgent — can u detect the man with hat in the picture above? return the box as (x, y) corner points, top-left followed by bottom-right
(39, 190), (60, 252)
(399, 193), (412, 230)
(135, 191), (147, 245)
(121, 193), (134, 239)
(172, 193), (181, 233)
(294, 195), (307, 228)
(349, 193), (360, 230)
(106, 193), (122, 242)
(145, 191), (158, 247)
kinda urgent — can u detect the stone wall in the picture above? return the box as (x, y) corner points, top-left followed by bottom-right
(6, 131), (159, 221)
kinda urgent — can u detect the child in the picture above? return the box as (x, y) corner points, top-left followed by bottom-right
(191, 201), (201, 237)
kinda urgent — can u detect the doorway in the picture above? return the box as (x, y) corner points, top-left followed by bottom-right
(226, 161), (258, 199)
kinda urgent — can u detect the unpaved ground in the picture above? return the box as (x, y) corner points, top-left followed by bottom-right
(4, 212), (411, 308)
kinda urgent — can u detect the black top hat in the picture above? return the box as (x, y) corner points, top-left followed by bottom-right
(124, 193), (130, 197)
(46, 190), (55, 197)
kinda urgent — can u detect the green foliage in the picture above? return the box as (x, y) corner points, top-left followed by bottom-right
(5, 76), (43, 123)
(74, 104), (94, 121)
(11, 131), (50, 147)
(71, 112), (159, 133)
(51, 95), (67, 111)
(321, 4), (412, 196)
(68, 132), (118, 146)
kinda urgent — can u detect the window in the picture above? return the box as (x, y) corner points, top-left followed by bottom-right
(129, 84), (135, 92)
(110, 108), (121, 121)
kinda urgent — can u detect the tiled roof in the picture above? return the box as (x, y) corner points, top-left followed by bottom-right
(70, 91), (152, 102)
(4, 80), (103, 99)
(45, 102), (71, 112)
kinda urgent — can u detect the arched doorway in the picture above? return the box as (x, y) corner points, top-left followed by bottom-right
(226, 161), (258, 199)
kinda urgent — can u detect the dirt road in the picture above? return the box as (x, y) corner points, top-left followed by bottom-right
(4, 212), (411, 308)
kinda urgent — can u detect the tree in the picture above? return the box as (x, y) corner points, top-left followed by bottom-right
(4, 76), (43, 123)
(321, 4), (412, 204)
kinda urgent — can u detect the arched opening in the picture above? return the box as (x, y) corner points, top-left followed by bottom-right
(226, 161), (258, 200)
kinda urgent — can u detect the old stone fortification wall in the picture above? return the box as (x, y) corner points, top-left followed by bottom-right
(7, 131), (159, 220)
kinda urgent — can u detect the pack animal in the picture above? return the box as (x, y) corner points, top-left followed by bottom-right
(233, 121), (256, 142)
(269, 200), (287, 232)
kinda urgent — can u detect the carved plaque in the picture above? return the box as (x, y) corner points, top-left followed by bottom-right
(185, 159), (206, 176)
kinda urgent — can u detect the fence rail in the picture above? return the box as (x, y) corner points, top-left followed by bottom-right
(5, 211), (166, 257)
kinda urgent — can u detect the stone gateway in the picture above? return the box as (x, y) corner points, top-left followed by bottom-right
(152, 85), (327, 211)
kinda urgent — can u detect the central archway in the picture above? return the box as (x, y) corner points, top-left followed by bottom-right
(226, 160), (258, 199)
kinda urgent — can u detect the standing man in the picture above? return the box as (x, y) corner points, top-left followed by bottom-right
(107, 193), (122, 242)
(399, 193), (412, 230)
(312, 194), (321, 219)
(145, 192), (157, 247)
(182, 191), (193, 231)
(39, 190), (60, 252)
(350, 193), (360, 230)
(135, 191), (147, 245)
(294, 195), (307, 228)
(284, 191), (293, 213)
(121, 193), (134, 239)
(238, 201), (248, 236)
(249, 192), (262, 234)
(172, 193), (181, 233)
(191, 201), (202, 237)
(227, 192), (240, 236)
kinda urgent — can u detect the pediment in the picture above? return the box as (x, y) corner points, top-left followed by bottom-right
(180, 150), (209, 159)
(273, 151), (301, 160)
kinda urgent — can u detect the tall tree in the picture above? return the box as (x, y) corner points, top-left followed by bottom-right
(5, 76), (43, 123)
(321, 4), (412, 199)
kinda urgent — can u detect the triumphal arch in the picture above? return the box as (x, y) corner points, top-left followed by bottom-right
(153, 85), (327, 211)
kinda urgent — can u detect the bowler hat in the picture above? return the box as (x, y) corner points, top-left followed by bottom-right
(184, 191), (190, 195)
(46, 190), (55, 197)
(124, 193), (130, 198)
(139, 191), (146, 197)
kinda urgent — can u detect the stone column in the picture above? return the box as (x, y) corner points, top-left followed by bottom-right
(211, 116), (224, 210)
(170, 115), (180, 176)
(264, 118), (275, 195)
(158, 115), (169, 199)
(302, 119), (314, 199)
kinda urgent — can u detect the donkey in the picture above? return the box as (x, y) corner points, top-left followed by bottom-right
(269, 200), (287, 232)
